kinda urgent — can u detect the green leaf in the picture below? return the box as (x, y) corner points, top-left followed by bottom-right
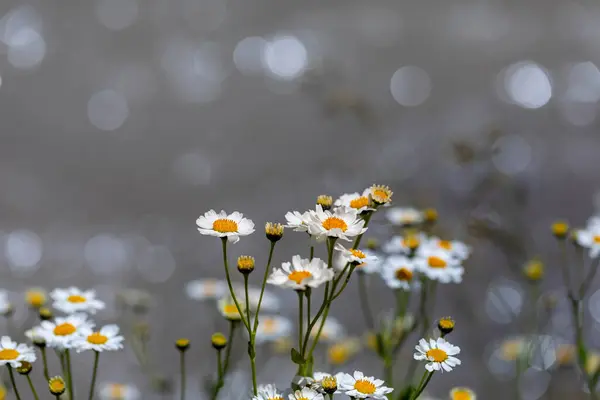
(290, 348), (305, 365)
(247, 341), (256, 358)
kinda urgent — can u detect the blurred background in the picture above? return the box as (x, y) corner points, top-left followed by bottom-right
(1, 0), (600, 398)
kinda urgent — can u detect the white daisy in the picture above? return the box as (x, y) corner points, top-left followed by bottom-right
(414, 337), (461, 372)
(285, 211), (311, 232)
(381, 255), (418, 291)
(25, 326), (46, 343)
(196, 210), (255, 243)
(426, 237), (471, 261)
(50, 287), (106, 315)
(450, 387), (476, 400)
(307, 206), (367, 242)
(334, 249), (381, 274)
(336, 370), (393, 399)
(73, 325), (124, 353)
(185, 279), (228, 301)
(254, 315), (293, 344)
(335, 243), (378, 266)
(0, 336), (36, 368)
(414, 248), (464, 284)
(311, 372), (338, 394)
(231, 284), (280, 312)
(576, 225), (600, 258)
(382, 233), (426, 254)
(334, 191), (375, 214)
(365, 185), (393, 206)
(288, 387), (323, 400)
(267, 256), (334, 290)
(38, 313), (94, 350)
(98, 382), (141, 400)
(217, 296), (245, 321)
(308, 316), (346, 342)
(0, 291), (11, 316)
(253, 384), (285, 400)
(386, 207), (424, 226)
(587, 215), (600, 230)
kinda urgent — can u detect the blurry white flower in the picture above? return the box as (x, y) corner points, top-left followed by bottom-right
(334, 249), (381, 274)
(285, 211), (311, 232)
(336, 370), (393, 399)
(51, 287), (105, 315)
(38, 313), (95, 350)
(414, 337), (461, 372)
(268, 256), (334, 290)
(576, 225), (600, 258)
(382, 233), (426, 254)
(196, 210), (255, 243)
(386, 207), (423, 226)
(381, 255), (418, 291)
(309, 317), (346, 342)
(450, 387), (476, 400)
(334, 191), (375, 214)
(253, 384), (284, 400)
(25, 288), (47, 308)
(307, 206), (367, 241)
(426, 237), (471, 261)
(25, 326), (46, 343)
(217, 296), (245, 321)
(98, 382), (141, 400)
(254, 315), (293, 344)
(185, 279), (227, 301)
(73, 325), (124, 353)
(0, 336), (36, 368)
(288, 387), (323, 400)
(334, 243), (377, 266)
(231, 284), (280, 312)
(414, 248), (463, 283)
(0, 291), (12, 316)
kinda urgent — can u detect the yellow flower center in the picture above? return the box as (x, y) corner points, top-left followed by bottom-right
(328, 345), (349, 364)
(438, 319), (454, 330)
(438, 240), (453, 250)
(297, 397), (309, 400)
(426, 348), (448, 362)
(110, 384), (125, 397)
(87, 332), (109, 345)
(49, 379), (65, 394)
(349, 196), (369, 210)
(350, 249), (366, 259)
(395, 267), (413, 281)
(373, 189), (390, 201)
(268, 397), (284, 400)
(67, 295), (86, 303)
(0, 349), (19, 360)
(54, 323), (77, 336)
(223, 304), (240, 314)
(452, 390), (473, 400)
(428, 256), (447, 268)
(262, 318), (277, 333)
(322, 217), (348, 232)
(594, 235), (600, 244)
(212, 219), (238, 233)
(403, 236), (420, 249)
(354, 379), (376, 394)
(26, 291), (46, 307)
(288, 270), (312, 284)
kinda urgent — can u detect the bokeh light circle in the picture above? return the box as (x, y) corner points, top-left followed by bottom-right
(485, 280), (523, 324)
(85, 234), (130, 276)
(95, 0), (138, 31)
(491, 134), (532, 175)
(5, 230), (42, 273)
(390, 66), (432, 106)
(262, 35), (308, 80)
(502, 61), (552, 109)
(7, 28), (46, 69)
(233, 36), (267, 75)
(87, 90), (129, 131)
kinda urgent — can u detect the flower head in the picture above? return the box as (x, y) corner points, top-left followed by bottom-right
(73, 325), (124, 353)
(237, 256), (255, 274)
(307, 206), (367, 241)
(326, 338), (360, 365)
(414, 337), (461, 372)
(382, 233), (426, 255)
(16, 361), (32, 375)
(185, 279), (227, 301)
(255, 315), (293, 344)
(336, 371), (393, 399)
(98, 382), (141, 400)
(285, 211), (311, 232)
(175, 338), (190, 351)
(427, 237), (471, 261)
(423, 208), (438, 223)
(316, 195), (334, 211)
(211, 333), (227, 350)
(38, 313), (94, 350)
(25, 288), (47, 309)
(381, 255), (418, 291)
(366, 185), (393, 205)
(196, 210), (255, 243)
(268, 256), (334, 290)
(414, 248), (464, 283)
(0, 291), (12, 317)
(288, 387), (323, 400)
(576, 224), (600, 258)
(217, 296), (245, 321)
(334, 192), (375, 214)
(253, 384), (284, 400)
(386, 207), (423, 226)
(0, 337), (36, 368)
(311, 372), (338, 394)
(523, 258), (544, 281)
(551, 221), (569, 238)
(335, 243), (378, 268)
(50, 287), (105, 315)
(450, 387), (476, 400)
(265, 222), (284, 242)
(49, 377), (66, 396)
(437, 317), (455, 335)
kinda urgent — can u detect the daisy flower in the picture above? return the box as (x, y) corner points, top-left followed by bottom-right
(185, 279), (227, 301)
(288, 387), (323, 400)
(217, 296), (245, 321)
(196, 210), (255, 243)
(334, 249), (381, 274)
(0, 336), (36, 368)
(307, 206), (367, 241)
(365, 184), (393, 205)
(335, 243), (378, 266)
(98, 382), (141, 400)
(309, 316), (346, 342)
(267, 256), (334, 290)
(334, 191), (375, 214)
(337, 370), (393, 399)
(381, 255), (418, 291)
(73, 325), (124, 353)
(25, 288), (47, 308)
(576, 225), (600, 258)
(0, 291), (11, 316)
(450, 387), (476, 400)
(25, 326), (47, 343)
(50, 287), (106, 314)
(231, 284), (280, 312)
(254, 315), (293, 344)
(38, 313), (94, 349)
(327, 338), (361, 365)
(386, 207), (424, 226)
(414, 248), (464, 283)
(285, 211), (311, 232)
(382, 233), (426, 254)
(414, 337), (461, 372)
(311, 372), (338, 394)
(253, 384), (284, 400)
(427, 237), (471, 261)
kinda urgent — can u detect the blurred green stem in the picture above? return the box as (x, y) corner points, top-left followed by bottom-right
(40, 346), (50, 381)
(410, 371), (434, 400)
(7, 366), (21, 400)
(25, 375), (39, 400)
(65, 349), (74, 400)
(88, 351), (99, 400)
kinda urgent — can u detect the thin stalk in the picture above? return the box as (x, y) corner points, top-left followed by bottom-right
(252, 242), (277, 331)
(26, 375), (40, 400)
(220, 238), (251, 332)
(213, 321), (237, 400)
(309, 245), (314, 260)
(180, 349), (186, 400)
(244, 274), (257, 396)
(223, 321), (237, 375)
(305, 289), (311, 352)
(403, 278), (429, 384)
(40, 346), (50, 381)
(65, 349), (74, 400)
(88, 351), (100, 400)
(297, 291), (304, 351)
(211, 349), (224, 400)
(410, 371), (434, 400)
(7, 366), (22, 400)
(357, 273), (375, 330)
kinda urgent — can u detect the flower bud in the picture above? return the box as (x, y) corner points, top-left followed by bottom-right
(211, 333), (227, 350)
(237, 255), (255, 274)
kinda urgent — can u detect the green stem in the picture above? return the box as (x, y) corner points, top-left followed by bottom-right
(88, 351), (100, 400)
(223, 321), (237, 375)
(252, 241), (277, 332)
(7, 367), (21, 400)
(65, 349), (74, 400)
(331, 264), (357, 300)
(220, 238), (251, 332)
(404, 278), (430, 384)
(213, 321), (237, 400)
(305, 289), (311, 352)
(211, 349), (224, 400)
(410, 371), (434, 400)
(383, 357), (393, 398)
(180, 349), (186, 400)
(298, 291), (304, 351)
(26, 375), (40, 400)
(243, 274), (258, 396)
(309, 245), (314, 260)
(357, 273), (375, 330)
(40, 347), (50, 381)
